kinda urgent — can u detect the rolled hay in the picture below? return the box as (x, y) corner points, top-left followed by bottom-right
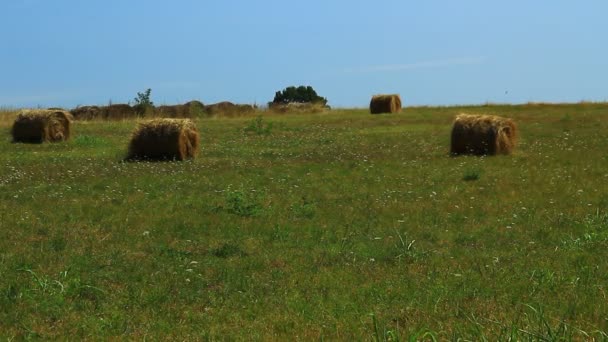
(102, 104), (137, 120)
(204, 102), (255, 117)
(450, 114), (517, 156)
(155, 101), (206, 118)
(11, 109), (73, 143)
(70, 106), (103, 120)
(370, 94), (401, 114)
(156, 104), (187, 118)
(126, 118), (199, 161)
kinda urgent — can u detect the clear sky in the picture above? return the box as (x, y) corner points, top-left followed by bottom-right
(1, 0), (606, 108)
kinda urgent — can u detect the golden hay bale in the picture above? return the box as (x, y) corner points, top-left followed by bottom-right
(70, 106), (103, 120)
(11, 109), (73, 143)
(370, 94), (401, 114)
(450, 114), (517, 156)
(126, 118), (199, 161)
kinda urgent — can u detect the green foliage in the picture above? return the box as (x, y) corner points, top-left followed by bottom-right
(224, 187), (264, 217)
(133, 88), (154, 115)
(1, 103), (608, 339)
(243, 116), (273, 135)
(212, 243), (247, 258)
(271, 85), (327, 105)
(462, 168), (481, 181)
(73, 135), (106, 148)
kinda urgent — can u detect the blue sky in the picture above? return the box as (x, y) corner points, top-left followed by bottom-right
(1, 0), (606, 108)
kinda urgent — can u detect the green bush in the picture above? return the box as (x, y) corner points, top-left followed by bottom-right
(133, 88), (154, 116)
(271, 85), (327, 106)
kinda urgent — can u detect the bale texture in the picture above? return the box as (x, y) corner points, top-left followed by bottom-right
(71, 106), (103, 120)
(127, 119), (199, 161)
(103, 104), (137, 120)
(156, 101), (206, 118)
(11, 109), (73, 143)
(204, 102), (255, 117)
(450, 114), (517, 156)
(370, 94), (401, 114)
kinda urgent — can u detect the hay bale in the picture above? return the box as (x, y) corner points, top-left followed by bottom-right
(11, 109), (73, 143)
(126, 118), (199, 161)
(156, 104), (187, 118)
(204, 102), (255, 117)
(102, 104), (137, 120)
(70, 106), (103, 120)
(370, 94), (401, 114)
(155, 101), (206, 118)
(450, 114), (517, 156)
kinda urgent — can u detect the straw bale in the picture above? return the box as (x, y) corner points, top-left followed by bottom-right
(103, 104), (137, 120)
(70, 106), (103, 120)
(450, 114), (517, 155)
(370, 94), (401, 114)
(11, 109), (73, 143)
(126, 118), (199, 161)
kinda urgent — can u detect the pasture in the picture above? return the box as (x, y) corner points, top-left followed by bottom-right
(1, 103), (607, 340)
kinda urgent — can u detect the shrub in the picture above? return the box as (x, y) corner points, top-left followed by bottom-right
(271, 85), (327, 106)
(243, 116), (272, 135)
(133, 88), (154, 116)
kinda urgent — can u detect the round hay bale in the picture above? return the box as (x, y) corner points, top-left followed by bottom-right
(155, 101), (207, 118)
(370, 94), (401, 114)
(102, 104), (137, 120)
(70, 106), (103, 120)
(11, 109), (73, 143)
(450, 114), (517, 156)
(204, 102), (255, 117)
(126, 118), (199, 161)
(156, 105), (186, 118)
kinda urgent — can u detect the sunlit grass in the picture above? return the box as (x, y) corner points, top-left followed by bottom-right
(1, 103), (608, 339)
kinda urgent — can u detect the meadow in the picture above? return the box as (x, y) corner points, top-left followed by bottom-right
(1, 103), (607, 340)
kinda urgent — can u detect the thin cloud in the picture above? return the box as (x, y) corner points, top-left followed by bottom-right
(344, 57), (486, 73)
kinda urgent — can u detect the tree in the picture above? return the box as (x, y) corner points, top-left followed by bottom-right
(133, 88), (154, 116)
(271, 85), (327, 105)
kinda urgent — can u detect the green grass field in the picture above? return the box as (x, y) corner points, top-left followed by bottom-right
(1, 103), (608, 340)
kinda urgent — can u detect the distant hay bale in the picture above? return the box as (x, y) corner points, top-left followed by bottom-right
(11, 109), (73, 143)
(103, 104), (137, 120)
(370, 94), (401, 114)
(156, 104), (186, 118)
(70, 106), (103, 120)
(126, 118), (199, 161)
(450, 114), (517, 156)
(204, 102), (255, 117)
(156, 101), (206, 118)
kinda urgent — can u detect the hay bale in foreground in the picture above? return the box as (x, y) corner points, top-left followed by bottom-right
(370, 94), (401, 114)
(11, 109), (73, 143)
(126, 119), (199, 161)
(450, 114), (517, 156)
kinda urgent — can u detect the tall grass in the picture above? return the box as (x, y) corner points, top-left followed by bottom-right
(0, 103), (607, 339)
